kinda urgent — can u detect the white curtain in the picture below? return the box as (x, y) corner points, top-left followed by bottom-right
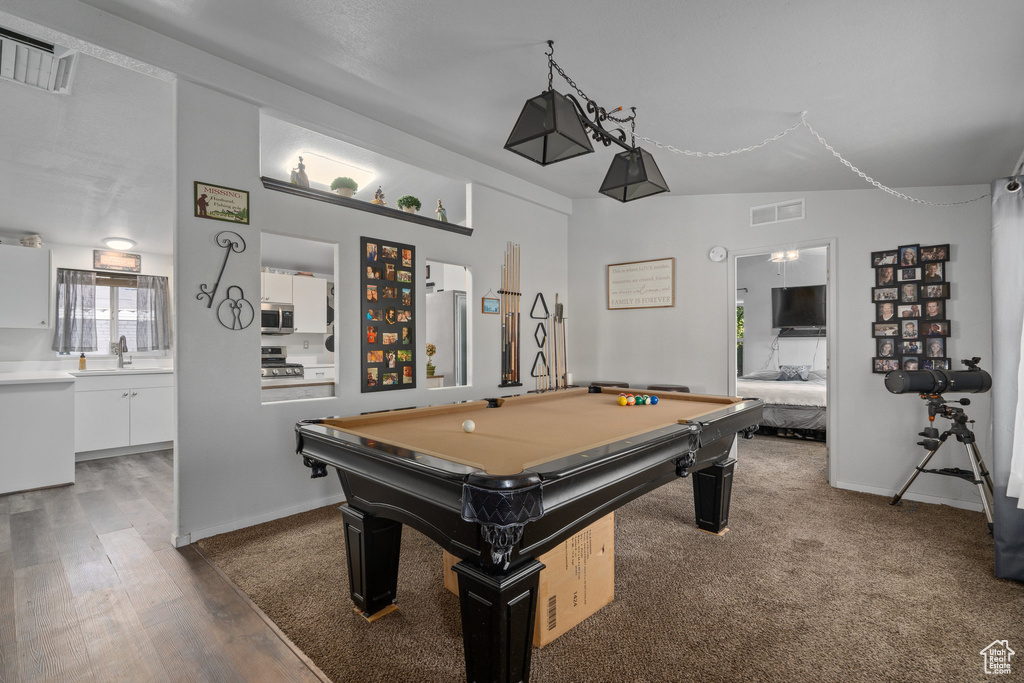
(991, 176), (1024, 581)
(136, 275), (173, 351)
(50, 268), (97, 353)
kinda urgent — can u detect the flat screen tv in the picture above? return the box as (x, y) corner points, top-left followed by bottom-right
(771, 285), (826, 328)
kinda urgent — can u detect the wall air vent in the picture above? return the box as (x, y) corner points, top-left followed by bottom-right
(0, 27), (75, 94)
(750, 198), (805, 227)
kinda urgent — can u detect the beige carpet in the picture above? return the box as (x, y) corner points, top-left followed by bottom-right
(197, 436), (1024, 682)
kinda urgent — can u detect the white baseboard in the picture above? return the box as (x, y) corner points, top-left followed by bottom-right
(178, 493), (348, 546)
(834, 480), (984, 512)
(76, 441), (173, 462)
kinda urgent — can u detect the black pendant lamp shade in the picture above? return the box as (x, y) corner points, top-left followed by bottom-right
(599, 147), (670, 202)
(504, 90), (594, 166)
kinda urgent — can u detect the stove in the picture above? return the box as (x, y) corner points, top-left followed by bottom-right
(261, 346), (304, 379)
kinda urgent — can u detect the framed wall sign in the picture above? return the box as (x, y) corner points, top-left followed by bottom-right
(362, 236), (416, 392)
(93, 250), (141, 272)
(194, 181), (249, 224)
(607, 257), (675, 309)
(482, 297), (499, 314)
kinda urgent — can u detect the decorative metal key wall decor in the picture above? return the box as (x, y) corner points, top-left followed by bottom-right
(198, 231), (246, 307)
(197, 230), (253, 331)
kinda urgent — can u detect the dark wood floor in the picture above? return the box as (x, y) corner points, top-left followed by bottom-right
(0, 451), (327, 682)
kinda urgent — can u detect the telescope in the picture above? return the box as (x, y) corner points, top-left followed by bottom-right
(885, 356), (994, 532)
(884, 357), (992, 395)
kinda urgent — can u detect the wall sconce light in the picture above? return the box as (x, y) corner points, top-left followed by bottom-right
(505, 41), (668, 202)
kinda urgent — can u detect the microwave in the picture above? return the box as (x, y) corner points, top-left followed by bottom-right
(261, 303), (295, 335)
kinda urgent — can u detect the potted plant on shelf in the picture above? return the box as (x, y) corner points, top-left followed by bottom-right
(397, 195), (422, 213)
(425, 343), (437, 376)
(330, 177), (358, 197)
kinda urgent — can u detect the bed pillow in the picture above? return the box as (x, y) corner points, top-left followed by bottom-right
(777, 365), (811, 381)
(740, 369), (782, 381)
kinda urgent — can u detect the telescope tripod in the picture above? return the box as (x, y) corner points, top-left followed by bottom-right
(889, 396), (994, 531)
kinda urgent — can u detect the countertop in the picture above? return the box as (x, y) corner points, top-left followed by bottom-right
(0, 371), (77, 386)
(0, 368), (174, 385)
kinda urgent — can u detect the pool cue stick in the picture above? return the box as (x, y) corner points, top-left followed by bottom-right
(560, 299), (568, 387)
(500, 259), (507, 384)
(514, 243), (520, 383)
(553, 294), (560, 389)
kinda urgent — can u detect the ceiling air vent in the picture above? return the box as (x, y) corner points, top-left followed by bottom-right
(0, 27), (75, 93)
(750, 198), (805, 227)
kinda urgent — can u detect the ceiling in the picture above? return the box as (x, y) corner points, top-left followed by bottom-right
(3, 1), (1024, 254)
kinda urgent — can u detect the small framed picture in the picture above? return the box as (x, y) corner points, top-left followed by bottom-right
(920, 282), (950, 299)
(922, 261), (944, 283)
(920, 244), (949, 262)
(899, 283), (918, 303)
(382, 245), (398, 260)
(897, 267), (921, 282)
(898, 244), (920, 267)
(925, 338), (946, 358)
(877, 338), (897, 358)
(366, 242), (378, 262)
(896, 304), (920, 318)
(901, 319), (919, 339)
(872, 250), (898, 267)
(482, 297), (500, 314)
(873, 287), (898, 302)
(922, 300), (945, 320)
(922, 320), (950, 337)
(903, 356), (921, 370)
(426, 264), (431, 279)
(923, 358), (950, 370)
(873, 322), (899, 337)
(900, 340), (923, 355)
(873, 357), (900, 373)
(877, 302), (897, 322)
(876, 266), (895, 287)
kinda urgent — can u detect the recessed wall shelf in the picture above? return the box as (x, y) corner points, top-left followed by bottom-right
(260, 177), (473, 236)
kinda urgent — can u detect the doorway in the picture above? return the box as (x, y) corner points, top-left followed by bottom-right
(729, 241), (837, 485)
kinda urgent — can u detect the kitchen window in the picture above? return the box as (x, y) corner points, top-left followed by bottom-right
(52, 269), (172, 355)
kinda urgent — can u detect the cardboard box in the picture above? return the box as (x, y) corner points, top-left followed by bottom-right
(443, 512), (614, 647)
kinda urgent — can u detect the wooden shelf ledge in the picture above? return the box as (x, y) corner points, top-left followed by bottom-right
(260, 176), (473, 236)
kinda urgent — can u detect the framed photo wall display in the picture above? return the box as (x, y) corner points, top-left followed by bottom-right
(361, 236), (416, 392)
(870, 242), (951, 373)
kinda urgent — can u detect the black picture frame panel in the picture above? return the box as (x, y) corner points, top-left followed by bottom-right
(361, 235), (416, 393)
(872, 250), (898, 267)
(919, 282), (950, 300)
(898, 244), (920, 267)
(920, 244), (950, 262)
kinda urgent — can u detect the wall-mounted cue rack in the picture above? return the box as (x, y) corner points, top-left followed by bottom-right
(499, 242), (522, 387)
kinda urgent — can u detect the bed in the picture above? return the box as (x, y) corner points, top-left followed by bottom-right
(736, 368), (827, 438)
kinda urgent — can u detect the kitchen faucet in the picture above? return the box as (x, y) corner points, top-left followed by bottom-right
(117, 335), (132, 368)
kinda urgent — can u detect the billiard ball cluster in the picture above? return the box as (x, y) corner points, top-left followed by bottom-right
(617, 392), (658, 406)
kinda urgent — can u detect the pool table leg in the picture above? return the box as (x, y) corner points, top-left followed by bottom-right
(692, 457), (737, 533)
(453, 559), (544, 683)
(339, 505), (402, 617)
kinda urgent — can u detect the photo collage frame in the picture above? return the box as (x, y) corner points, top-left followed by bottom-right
(871, 243), (951, 373)
(361, 236), (416, 392)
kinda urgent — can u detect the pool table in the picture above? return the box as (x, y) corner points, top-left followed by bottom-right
(295, 386), (762, 682)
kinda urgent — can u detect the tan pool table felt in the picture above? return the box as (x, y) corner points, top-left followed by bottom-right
(322, 387), (742, 475)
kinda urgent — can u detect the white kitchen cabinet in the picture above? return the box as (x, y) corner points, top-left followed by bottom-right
(129, 386), (175, 445)
(0, 245), (50, 328)
(75, 389), (131, 452)
(292, 275), (327, 333)
(261, 272), (292, 303)
(74, 372), (175, 453)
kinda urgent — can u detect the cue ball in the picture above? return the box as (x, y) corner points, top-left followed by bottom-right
(462, 420), (476, 433)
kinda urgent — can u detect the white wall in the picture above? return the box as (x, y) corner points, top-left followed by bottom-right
(569, 187), (992, 508)
(0, 243), (172, 365)
(174, 81), (569, 543)
(737, 248), (828, 374)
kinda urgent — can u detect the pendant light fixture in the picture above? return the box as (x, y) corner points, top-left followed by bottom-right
(505, 41), (668, 202)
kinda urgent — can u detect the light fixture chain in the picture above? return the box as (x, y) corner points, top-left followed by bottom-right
(635, 114), (805, 157)
(637, 112), (989, 207)
(799, 119), (989, 206)
(549, 56), (591, 106)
